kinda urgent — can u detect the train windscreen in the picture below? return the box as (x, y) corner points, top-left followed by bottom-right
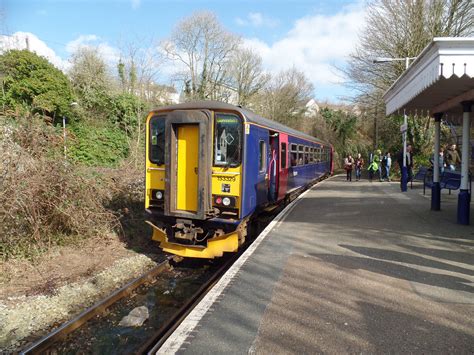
(149, 115), (165, 165)
(213, 113), (242, 167)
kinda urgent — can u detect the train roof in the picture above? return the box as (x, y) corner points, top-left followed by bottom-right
(152, 100), (330, 146)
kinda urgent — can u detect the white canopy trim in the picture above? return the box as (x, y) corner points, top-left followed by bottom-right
(383, 38), (474, 116)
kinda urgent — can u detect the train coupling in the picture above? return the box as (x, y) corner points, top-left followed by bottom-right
(173, 219), (204, 241)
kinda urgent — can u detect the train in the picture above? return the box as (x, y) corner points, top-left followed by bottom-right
(145, 101), (333, 258)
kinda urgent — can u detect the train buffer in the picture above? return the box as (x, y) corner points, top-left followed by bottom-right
(157, 175), (474, 354)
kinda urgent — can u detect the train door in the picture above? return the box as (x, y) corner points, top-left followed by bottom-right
(176, 124), (199, 212)
(278, 133), (289, 200)
(269, 132), (279, 202)
(164, 110), (212, 220)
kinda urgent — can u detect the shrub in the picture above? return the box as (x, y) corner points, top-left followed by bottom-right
(0, 117), (119, 260)
(0, 50), (76, 123)
(68, 121), (129, 167)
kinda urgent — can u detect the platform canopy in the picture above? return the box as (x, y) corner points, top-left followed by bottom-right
(383, 37), (474, 118)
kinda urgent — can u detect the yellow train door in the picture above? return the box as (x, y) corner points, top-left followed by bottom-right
(176, 124), (199, 212)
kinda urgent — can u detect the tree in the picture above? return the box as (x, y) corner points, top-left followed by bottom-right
(251, 68), (314, 128)
(69, 47), (114, 119)
(229, 47), (269, 106)
(344, 0), (474, 156)
(346, 0), (473, 100)
(162, 11), (241, 101)
(0, 49), (75, 122)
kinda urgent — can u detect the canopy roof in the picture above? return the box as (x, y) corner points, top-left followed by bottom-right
(383, 38), (474, 118)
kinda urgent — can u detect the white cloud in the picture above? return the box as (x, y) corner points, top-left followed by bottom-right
(243, 3), (365, 90)
(66, 34), (120, 65)
(131, 0), (141, 10)
(236, 12), (279, 28)
(0, 31), (69, 70)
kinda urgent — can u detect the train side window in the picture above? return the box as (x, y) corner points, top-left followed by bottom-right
(304, 146), (309, 165)
(214, 113), (243, 167)
(290, 144), (298, 167)
(281, 142), (287, 169)
(149, 115), (165, 165)
(298, 145), (304, 165)
(309, 147), (314, 163)
(258, 140), (266, 173)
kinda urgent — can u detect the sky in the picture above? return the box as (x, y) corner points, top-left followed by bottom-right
(0, 0), (367, 103)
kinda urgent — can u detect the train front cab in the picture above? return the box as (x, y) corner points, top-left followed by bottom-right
(145, 109), (245, 259)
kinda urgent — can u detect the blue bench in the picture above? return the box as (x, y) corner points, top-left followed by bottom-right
(440, 171), (462, 193)
(424, 171), (472, 195)
(410, 166), (429, 189)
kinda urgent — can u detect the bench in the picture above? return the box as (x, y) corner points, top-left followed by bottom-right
(423, 171), (472, 196)
(410, 166), (429, 189)
(440, 171), (461, 194)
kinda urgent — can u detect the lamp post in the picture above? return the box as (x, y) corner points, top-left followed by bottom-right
(373, 56), (416, 192)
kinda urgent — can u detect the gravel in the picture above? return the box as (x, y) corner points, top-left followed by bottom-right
(0, 254), (157, 350)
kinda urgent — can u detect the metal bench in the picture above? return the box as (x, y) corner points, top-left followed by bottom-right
(440, 171), (461, 194)
(411, 166), (429, 189)
(424, 171), (472, 196)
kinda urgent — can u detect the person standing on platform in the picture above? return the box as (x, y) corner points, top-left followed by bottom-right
(397, 144), (414, 189)
(439, 148), (446, 174)
(344, 154), (354, 182)
(431, 148), (446, 174)
(445, 144), (461, 171)
(355, 153), (364, 181)
(385, 152), (392, 181)
(374, 150), (382, 181)
(368, 159), (378, 182)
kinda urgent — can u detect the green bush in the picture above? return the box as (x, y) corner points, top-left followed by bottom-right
(68, 121), (129, 167)
(0, 50), (76, 122)
(109, 93), (146, 135)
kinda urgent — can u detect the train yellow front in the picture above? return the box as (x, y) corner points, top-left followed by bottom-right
(145, 101), (333, 258)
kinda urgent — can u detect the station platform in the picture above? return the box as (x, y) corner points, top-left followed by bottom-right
(158, 175), (474, 354)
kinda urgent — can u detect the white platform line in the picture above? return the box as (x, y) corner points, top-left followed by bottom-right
(156, 177), (332, 354)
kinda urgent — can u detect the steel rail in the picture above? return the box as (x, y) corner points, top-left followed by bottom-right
(20, 256), (174, 355)
(137, 253), (240, 354)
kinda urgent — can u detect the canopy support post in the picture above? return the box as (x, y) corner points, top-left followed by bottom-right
(457, 101), (472, 225)
(432, 113), (442, 211)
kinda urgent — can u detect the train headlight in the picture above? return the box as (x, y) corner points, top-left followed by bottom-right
(215, 196), (223, 204)
(155, 191), (163, 200)
(222, 197), (231, 206)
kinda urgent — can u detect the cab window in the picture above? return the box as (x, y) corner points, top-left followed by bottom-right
(214, 113), (242, 167)
(149, 115), (165, 165)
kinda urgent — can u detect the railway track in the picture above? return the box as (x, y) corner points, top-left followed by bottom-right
(19, 251), (242, 354)
(20, 257), (174, 354)
(19, 182), (314, 354)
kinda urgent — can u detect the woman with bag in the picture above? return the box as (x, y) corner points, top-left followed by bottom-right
(344, 154), (355, 182)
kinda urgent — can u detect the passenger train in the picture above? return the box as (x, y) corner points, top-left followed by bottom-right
(145, 101), (333, 258)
